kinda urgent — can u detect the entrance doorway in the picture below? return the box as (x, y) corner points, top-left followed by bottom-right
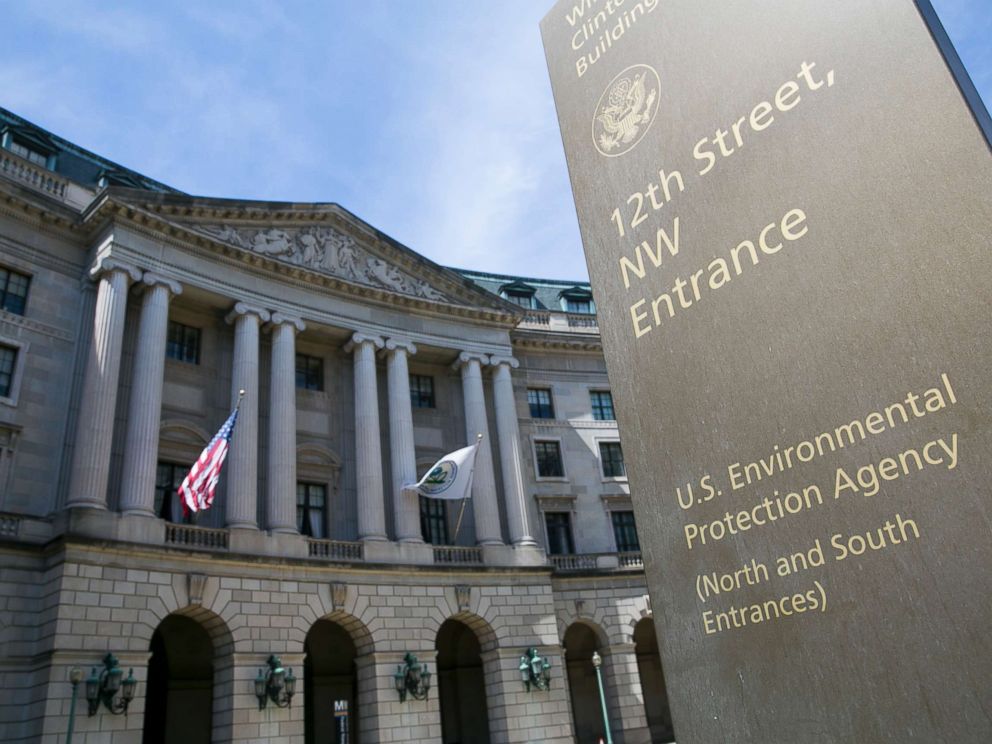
(305, 619), (358, 744)
(142, 614), (214, 744)
(634, 618), (675, 742)
(564, 622), (607, 744)
(436, 619), (490, 743)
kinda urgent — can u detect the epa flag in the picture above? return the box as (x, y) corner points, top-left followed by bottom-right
(180, 398), (241, 514)
(406, 440), (480, 501)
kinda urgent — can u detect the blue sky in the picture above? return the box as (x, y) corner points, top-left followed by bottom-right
(1, 1), (988, 280)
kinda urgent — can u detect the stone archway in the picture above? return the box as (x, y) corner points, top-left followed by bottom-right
(436, 618), (492, 744)
(564, 621), (609, 744)
(305, 618), (359, 744)
(634, 618), (675, 743)
(142, 610), (232, 744)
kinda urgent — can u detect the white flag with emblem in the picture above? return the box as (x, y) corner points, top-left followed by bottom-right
(405, 441), (480, 501)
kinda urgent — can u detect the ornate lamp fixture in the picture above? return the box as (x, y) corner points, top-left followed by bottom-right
(393, 652), (431, 702)
(85, 653), (136, 716)
(519, 647), (552, 691)
(254, 655), (296, 709)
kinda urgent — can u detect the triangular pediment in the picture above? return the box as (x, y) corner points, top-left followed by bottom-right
(96, 190), (517, 317)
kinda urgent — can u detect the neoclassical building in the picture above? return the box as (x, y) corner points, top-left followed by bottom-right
(0, 107), (673, 744)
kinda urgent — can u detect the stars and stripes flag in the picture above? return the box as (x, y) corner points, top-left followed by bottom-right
(180, 393), (243, 514)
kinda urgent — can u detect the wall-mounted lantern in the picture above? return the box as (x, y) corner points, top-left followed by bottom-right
(393, 652), (431, 702)
(254, 655), (296, 709)
(519, 647), (552, 691)
(85, 653), (136, 716)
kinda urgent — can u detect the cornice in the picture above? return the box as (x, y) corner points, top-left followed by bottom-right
(511, 329), (603, 353)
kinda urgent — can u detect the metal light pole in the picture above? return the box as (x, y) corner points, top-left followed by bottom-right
(591, 651), (613, 744)
(66, 667), (83, 744)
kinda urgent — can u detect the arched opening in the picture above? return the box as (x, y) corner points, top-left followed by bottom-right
(305, 619), (358, 744)
(142, 615), (215, 744)
(634, 618), (675, 743)
(436, 618), (491, 744)
(564, 622), (607, 744)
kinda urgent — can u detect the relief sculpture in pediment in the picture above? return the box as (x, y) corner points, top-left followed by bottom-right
(197, 224), (446, 301)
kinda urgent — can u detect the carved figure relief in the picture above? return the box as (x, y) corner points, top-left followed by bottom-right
(196, 224), (447, 301)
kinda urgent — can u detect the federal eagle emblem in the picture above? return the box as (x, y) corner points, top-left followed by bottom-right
(592, 64), (660, 157)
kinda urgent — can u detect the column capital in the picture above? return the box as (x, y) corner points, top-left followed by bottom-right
(489, 355), (519, 369)
(140, 272), (183, 298)
(345, 332), (385, 353)
(453, 351), (490, 370)
(225, 302), (270, 325)
(384, 337), (417, 355)
(269, 312), (306, 333)
(89, 257), (142, 284)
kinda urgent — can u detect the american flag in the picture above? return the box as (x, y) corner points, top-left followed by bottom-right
(180, 403), (240, 514)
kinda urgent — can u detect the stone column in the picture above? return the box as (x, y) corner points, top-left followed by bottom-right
(455, 352), (503, 545)
(347, 333), (387, 541)
(67, 259), (142, 510)
(225, 303), (270, 529)
(119, 274), (182, 516)
(490, 356), (537, 547)
(267, 313), (305, 533)
(384, 338), (421, 542)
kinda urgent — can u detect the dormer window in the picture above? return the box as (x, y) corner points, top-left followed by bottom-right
(558, 286), (595, 314)
(97, 169), (144, 190)
(1, 128), (56, 170)
(499, 281), (537, 310)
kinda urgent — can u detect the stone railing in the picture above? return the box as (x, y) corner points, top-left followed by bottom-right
(618, 551), (644, 569)
(307, 538), (364, 562)
(164, 524), (229, 551)
(0, 513), (21, 538)
(518, 310), (599, 334)
(432, 545), (484, 565)
(550, 552), (645, 573)
(549, 553), (599, 572)
(1, 150), (67, 200)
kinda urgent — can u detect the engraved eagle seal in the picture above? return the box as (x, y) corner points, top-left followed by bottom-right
(592, 64), (660, 157)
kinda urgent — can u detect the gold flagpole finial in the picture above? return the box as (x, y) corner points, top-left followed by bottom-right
(476, 432), (483, 441)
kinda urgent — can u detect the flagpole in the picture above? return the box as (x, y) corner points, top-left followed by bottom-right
(451, 433), (482, 544)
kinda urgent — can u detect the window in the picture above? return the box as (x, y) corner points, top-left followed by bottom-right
(0, 345), (17, 398)
(612, 510), (640, 552)
(166, 321), (200, 364)
(600, 441), (626, 478)
(565, 298), (592, 313)
(410, 374), (435, 408)
(590, 390), (615, 421)
(295, 353), (324, 391)
(534, 440), (564, 478)
(527, 388), (554, 419)
(0, 268), (30, 316)
(544, 512), (574, 555)
(505, 291), (534, 309)
(9, 139), (48, 167)
(297, 482), (327, 538)
(419, 496), (449, 544)
(155, 462), (191, 524)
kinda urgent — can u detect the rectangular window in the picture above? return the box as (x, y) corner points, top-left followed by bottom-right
(166, 321), (201, 364)
(505, 292), (533, 308)
(0, 267), (30, 316)
(297, 482), (327, 538)
(0, 345), (17, 398)
(419, 496), (449, 544)
(410, 374), (435, 409)
(566, 299), (592, 313)
(534, 440), (564, 478)
(9, 140), (48, 168)
(295, 353), (324, 391)
(590, 390), (615, 421)
(544, 512), (574, 555)
(612, 510), (640, 552)
(155, 462), (191, 524)
(527, 388), (554, 419)
(600, 441), (626, 478)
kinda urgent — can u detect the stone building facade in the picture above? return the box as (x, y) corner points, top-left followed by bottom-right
(0, 107), (674, 743)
